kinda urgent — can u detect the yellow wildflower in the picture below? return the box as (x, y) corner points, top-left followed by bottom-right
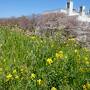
(37, 79), (42, 85)
(13, 69), (17, 74)
(31, 36), (36, 40)
(65, 55), (68, 59)
(6, 74), (12, 80)
(85, 61), (89, 65)
(86, 83), (90, 89)
(85, 57), (88, 61)
(74, 49), (78, 53)
(20, 68), (24, 73)
(14, 58), (16, 62)
(0, 44), (2, 47)
(31, 73), (36, 79)
(83, 85), (87, 90)
(51, 87), (57, 90)
(21, 68), (23, 71)
(15, 75), (19, 79)
(47, 58), (53, 65)
(83, 47), (88, 52)
(4, 59), (6, 62)
(56, 51), (64, 59)
(68, 38), (75, 42)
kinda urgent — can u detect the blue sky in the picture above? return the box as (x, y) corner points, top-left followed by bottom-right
(0, 0), (90, 18)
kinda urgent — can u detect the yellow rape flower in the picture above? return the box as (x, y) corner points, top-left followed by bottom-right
(56, 51), (64, 59)
(65, 55), (68, 59)
(0, 44), (2, 47)
(83, 47), (88, 52)
(21, 68), (24, 71)
(68, 38), (75, 42)
(14, 58), (16, 63)
(20, 68), (24, 73)
(15, 75), (19, 79)
(13, 69), (17, 74)
(47, 58), (53, 65)
(86, 83), (90, 89)
(74, 49), (78, 53)
(51, 44), (54, 48)
(51, 87), (57, 90)
(85, 61), (89, 65)
(31, 73), (36, 79)
(83, 85), (87, 90)
(4, 59), (6, 62)
(6, 74), (12, 80)
(37, 79), (42, 85)
(31, 36), (36, 40)
(85, 57), (88, 61)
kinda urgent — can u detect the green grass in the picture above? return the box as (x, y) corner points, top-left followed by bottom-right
(0, 27), (90, 90)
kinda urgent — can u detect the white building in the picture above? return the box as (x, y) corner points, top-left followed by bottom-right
(78, 6), (90, 22)
(65, 0), (90, 22)
(66, 0), (78, 16)
(43, 0), (90, 22)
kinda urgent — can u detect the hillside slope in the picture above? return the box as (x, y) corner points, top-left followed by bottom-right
(0, 27), (90, 90)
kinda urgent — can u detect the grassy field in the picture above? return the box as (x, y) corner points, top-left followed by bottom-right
(0, 27), (90, 90)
